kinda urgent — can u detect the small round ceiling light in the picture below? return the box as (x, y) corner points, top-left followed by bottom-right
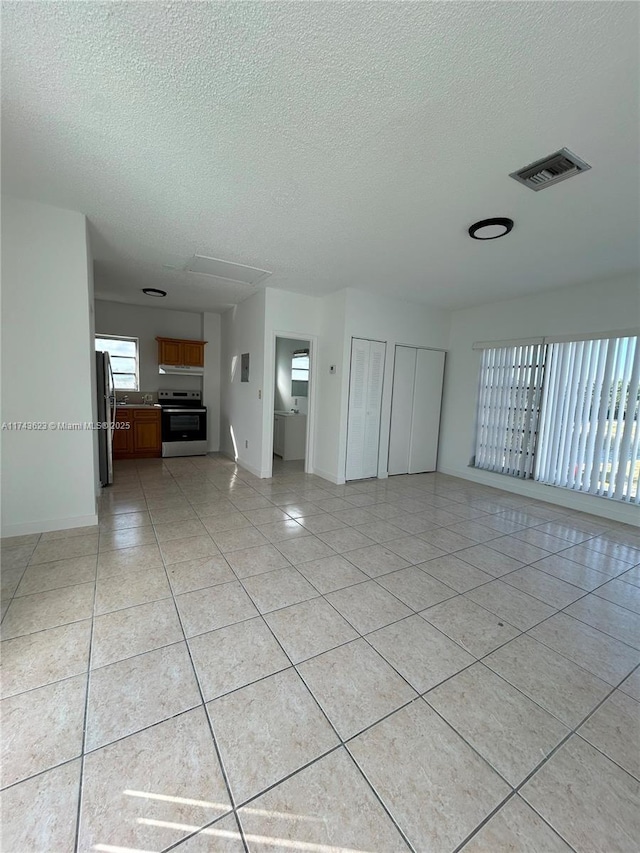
(468, 217), (514, 240)
(142, 288), (167, 297)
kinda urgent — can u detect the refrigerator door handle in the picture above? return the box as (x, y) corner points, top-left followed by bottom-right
(108, 357), (116, 424)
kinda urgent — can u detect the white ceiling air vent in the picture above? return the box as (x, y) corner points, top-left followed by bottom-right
(509, 148), (591, 191)
(185, 255), (271, 286)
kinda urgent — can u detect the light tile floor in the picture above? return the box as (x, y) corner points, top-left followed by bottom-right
(2, 454), (640, 852)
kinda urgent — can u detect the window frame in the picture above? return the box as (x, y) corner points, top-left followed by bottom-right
(473, 343), (546, 480)
(472, 331), (640, 504)
(95, 334), (140, 391)
(291, 349), (310, 397)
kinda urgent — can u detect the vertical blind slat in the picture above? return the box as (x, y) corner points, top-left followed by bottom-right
(610, 339), (635, 498)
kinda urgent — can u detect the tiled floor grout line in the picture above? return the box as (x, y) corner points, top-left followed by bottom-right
(338, 746), (417, 852)
(160, 809), (246, 853)
(3, 562), (634, 653)
(3, 459), (638, 850)
(190, 529), (422, 853)
(413, 552), (640, 655)
(0, 754), (83, 794)
(451, 788), (580, 853)
(0, 548), (38, 625)
(72, 566), (99, 853)
(238, 592), (415, 842)
(515, 662), (638, 789)
(150, 510), (251, 853)
(187, 465), (640, 792)
(3, 514), (637, 692)
(446, 631), (640, 851)
(202, 504), (558, 835)
(572, 724), (640, 783)
(1, 584), (510, 713)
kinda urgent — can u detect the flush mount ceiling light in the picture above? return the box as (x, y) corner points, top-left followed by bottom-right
(142, 288), (167, 297)
(468, 218), (514, 240)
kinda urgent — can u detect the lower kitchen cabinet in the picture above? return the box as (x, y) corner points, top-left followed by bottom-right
(114, 407), (161, 459)
(113, 413), (134, 456)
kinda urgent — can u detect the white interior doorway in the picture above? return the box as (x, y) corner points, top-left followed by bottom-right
(270, 335), (313, 476)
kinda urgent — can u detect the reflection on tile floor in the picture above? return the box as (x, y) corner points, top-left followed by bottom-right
(2, 455), (640, 851)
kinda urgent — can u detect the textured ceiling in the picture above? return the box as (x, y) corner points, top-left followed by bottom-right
(2, 1), (639, 313)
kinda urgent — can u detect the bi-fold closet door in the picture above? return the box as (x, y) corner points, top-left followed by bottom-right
(345, 338), (386, 481)
(388, 346), (445, 475)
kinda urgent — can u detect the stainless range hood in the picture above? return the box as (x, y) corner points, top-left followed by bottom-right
(159, 364), (205, 376)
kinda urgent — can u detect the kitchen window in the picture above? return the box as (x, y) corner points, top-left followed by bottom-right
(473, 332), (639, 503)
(95, 335), (139, 390)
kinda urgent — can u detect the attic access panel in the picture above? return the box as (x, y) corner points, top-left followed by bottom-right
(186, 255), (271, 285)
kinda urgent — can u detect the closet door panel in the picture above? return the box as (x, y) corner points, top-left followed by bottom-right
(388, 346), (417, 475)
(345, 339), (370, 481)
(363, 341), (386, 478)
(408, 348), (445, 474)
(345, 338), (386, 481)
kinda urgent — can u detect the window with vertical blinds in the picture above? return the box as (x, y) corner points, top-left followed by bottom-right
(474, 344), (546, 478)
(474, 333), (639, 504)
(535, 336), (639, 503)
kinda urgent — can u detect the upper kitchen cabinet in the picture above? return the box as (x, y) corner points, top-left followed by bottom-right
(156, 336), (207, 367)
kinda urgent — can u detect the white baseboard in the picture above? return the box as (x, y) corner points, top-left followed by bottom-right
(311, 466), (346, 485)
(437, 466), (640, 526)
(237, 458), (264, 478)
(2, 513), (99, 538)
(218, 450), (264, 479)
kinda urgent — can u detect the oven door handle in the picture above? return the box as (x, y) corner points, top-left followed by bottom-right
(162, 408), (207, 414)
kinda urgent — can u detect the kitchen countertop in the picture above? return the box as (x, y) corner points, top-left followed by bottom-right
(116, 403), (161, 408)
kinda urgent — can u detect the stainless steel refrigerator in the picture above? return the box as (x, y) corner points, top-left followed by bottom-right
(96, 351), (116, 486)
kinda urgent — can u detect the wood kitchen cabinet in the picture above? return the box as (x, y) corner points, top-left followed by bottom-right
(114, 407), (161, 459)
(156, 337), (207, 367)
(113, 410), (134, 456)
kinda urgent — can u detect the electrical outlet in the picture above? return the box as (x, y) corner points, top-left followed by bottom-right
(245, 440), (248, 449)
(294, 398), (298, 406)
(258, 389), (262, 400)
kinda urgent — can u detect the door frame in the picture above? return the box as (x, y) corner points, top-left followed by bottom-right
(263, 330), (318, 479)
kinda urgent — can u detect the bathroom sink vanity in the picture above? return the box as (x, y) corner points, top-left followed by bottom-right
(273, 412), (307, 460)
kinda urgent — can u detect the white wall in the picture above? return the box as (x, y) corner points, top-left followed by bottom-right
(274, 337), (310, 416)
(342, 289), (451, 482)
(220, 290), (267, 476)
(439, 272), (640, 523)
(1, 197), (97, 535)
(87, 226), (100, 497)
(203, 312), (222, 452)
(94, 300), (204, 393)
(313, 290), (349, 482)
(261, 286), (451, 483)
(261, 289), (323, 476)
